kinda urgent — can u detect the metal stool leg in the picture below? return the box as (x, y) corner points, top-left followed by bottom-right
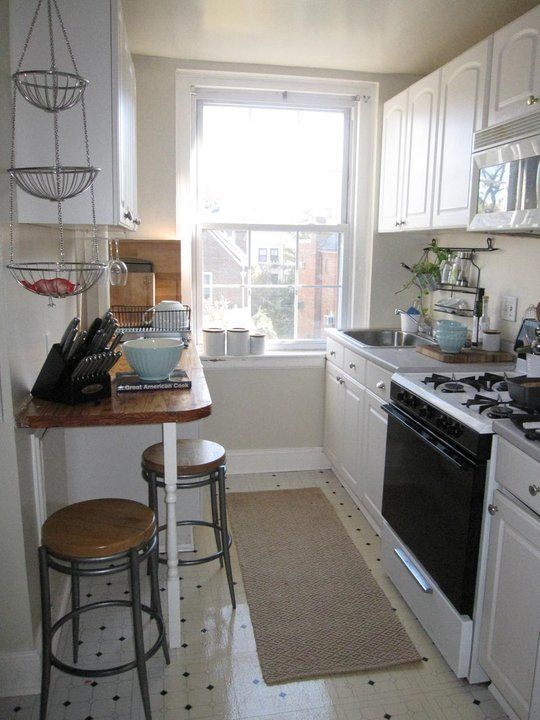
(71, 561), (80, 663)
(209, 477), (224, 567)
(129, 549), (152, 720)
(148, 541), (170, 664)
(217, 465), (236, 609)
(38, 547), (52, 720)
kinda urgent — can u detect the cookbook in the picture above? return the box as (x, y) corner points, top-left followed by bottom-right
(115, 369), (191, 393)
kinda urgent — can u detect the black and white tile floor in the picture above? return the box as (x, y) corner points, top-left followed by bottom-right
(1, 470), (508, 720)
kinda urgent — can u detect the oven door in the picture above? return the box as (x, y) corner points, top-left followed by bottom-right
(381, 403), (487, 617)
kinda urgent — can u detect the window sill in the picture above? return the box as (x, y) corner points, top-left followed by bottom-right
(200, 350), (325, 369)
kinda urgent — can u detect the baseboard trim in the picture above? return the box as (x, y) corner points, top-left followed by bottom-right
(226, 447), (331, 474)
(0, 649), (41, 697)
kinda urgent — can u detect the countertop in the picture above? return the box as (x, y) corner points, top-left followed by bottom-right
(493, 419), (540, 463)
(15, 343), (212, 429)
(326, 328), (517, 374)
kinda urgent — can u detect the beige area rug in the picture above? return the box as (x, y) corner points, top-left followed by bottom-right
(227, 487), (421, 684)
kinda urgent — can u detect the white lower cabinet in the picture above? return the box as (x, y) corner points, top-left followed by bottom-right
(479, 488), (540, 720)
(324, 349), (390, 534)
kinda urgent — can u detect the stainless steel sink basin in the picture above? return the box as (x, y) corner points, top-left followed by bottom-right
(341, 328), (434, 347)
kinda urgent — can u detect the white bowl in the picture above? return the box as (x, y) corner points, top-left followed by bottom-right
(123, 337), (184, 381)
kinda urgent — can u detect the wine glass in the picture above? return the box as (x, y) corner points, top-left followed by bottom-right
(109, 239), (128, 286)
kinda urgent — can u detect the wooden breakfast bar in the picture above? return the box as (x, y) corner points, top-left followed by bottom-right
(16, 343), (212, 648)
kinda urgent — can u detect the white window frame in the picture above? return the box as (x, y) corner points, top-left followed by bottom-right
(176, 70), (378, 350)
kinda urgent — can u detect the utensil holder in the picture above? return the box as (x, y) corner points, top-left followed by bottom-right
(32, 344), (112, 405)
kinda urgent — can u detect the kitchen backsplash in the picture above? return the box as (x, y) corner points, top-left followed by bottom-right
(430, 230), (540, 347)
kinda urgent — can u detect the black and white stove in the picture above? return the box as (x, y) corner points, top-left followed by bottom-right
(391, 369), (529, 441)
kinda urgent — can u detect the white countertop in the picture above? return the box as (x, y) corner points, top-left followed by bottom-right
(325, 328), (517, 374)
(493, 419), (540, 463)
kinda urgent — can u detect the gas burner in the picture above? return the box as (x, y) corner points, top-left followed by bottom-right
(487, 404), (514, 419)
(423, 373), (480, 392)
(462, 394), (497, 411)
(441, 381), (465, 393)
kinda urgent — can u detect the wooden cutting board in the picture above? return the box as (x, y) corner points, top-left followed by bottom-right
(416, 344), (514, 363)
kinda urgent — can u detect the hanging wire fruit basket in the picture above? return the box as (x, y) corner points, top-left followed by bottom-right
(9, 165), (99, 201)
(7, 261), (107, 298)
(13, 69), (88, 112)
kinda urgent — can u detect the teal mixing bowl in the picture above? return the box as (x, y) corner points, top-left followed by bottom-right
(123, 338), (184, 381)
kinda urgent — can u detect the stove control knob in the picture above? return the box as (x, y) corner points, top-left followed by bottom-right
(396, 391), (406, 402)
(434, 413), (446, 428)
(449, 422), (463, 437)
(418, 404), (430, 418)
(529, 484), (540, 497)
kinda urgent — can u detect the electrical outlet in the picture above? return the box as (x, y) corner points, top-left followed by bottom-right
(501, 295), (517, 322)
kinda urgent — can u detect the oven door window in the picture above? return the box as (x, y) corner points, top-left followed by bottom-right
(382, 410), (486, 617)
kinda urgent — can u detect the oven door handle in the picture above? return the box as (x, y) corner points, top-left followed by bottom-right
(381, 403), (474, 471)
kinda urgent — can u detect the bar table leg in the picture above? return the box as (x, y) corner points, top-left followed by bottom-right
(163, 421), (181, 647)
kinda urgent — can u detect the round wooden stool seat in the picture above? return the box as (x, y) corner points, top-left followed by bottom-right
(42, 498), (156, 559)
(142, 438), (226, 477)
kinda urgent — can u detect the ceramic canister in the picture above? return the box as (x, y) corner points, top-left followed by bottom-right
(203, 328), (226, 356)
(227, 328), (250, 356)
(249, 332), (266, 355)
(482, 330), (501, 352)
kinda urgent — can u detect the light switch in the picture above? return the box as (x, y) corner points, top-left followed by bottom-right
(501, 295), (517, 322)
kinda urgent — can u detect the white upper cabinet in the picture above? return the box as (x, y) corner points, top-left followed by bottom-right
(378, 90), (407, 232)
(432, 39), (491, 228)
(9, 0), (138, 230)
(401, 71), (439, 230)
(378, 71), (439, 232)
(488, 4), (540, 126)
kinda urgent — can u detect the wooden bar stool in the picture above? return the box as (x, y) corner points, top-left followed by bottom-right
(38, 498), (170, 720)
(142, 439), (236, 608)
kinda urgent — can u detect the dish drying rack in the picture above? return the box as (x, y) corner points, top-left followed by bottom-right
(111, 305), (191, 340)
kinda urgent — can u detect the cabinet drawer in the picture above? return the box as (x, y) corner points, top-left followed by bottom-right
(325, 338), (344, 368)
(365, 362), (392, 400)
(343, 348), (366, 384)
(495, 436), (540, 515)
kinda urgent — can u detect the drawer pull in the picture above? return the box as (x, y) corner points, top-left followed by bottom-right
(336, 376), (345, 385)
(376, 381), (386, 389)
(329, 350), (336, 357)
(349, 362), (356, 370)
(529, 484), (540, 497)
(394, 548), (432, 593)
(527, 95), (539, 106)
(488, 504), (498, 515)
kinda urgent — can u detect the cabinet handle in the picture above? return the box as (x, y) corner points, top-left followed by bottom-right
(349, 362), (356, 369)
(394, 221), (401, 227)
(124, 209), (133, 221)
(488, 504), (498, 515)
(376, 381), (385, 389)
(529, 484), (540, 497)
(527, 95), (539, 106)
(329, 350), (336, 356)
(133, 217), (141, 225)
(336, 376), (345, 385)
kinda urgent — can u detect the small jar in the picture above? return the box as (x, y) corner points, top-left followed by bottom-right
(482, 330), (501, 352)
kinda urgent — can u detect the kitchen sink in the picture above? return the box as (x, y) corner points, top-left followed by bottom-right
(341, 328), (435, 347)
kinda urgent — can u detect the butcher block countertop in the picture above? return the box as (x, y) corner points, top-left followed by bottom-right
(15, 342), (212, 429)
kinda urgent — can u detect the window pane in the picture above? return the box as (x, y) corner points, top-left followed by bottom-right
(199, 104), (345, 224)
(298, 232), (340, 286)
(251, 231), (295, 286)
(203, 287), (250, 329)
(297, 286), (338, 340)
(251, 286), (295, 339)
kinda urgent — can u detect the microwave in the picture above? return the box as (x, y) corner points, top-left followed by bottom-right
(469, 112), (540, 234)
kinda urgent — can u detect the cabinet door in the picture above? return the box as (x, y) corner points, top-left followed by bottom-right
(433, 39), (490, 228)
(361, 391), (388, 534)
(323, 363), (343, 470)
(341, 376), (365, 502)
(489, 5), (540, 126)
(479, 490), (540, 720)
(401, 70), (440, 230)
(116, 0), (138, 230)
(378, 90), (407, 232)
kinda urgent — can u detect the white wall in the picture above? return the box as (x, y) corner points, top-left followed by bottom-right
(430, 230), (540, 345)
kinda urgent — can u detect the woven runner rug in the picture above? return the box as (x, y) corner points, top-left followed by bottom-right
(227, 487), (420, 684)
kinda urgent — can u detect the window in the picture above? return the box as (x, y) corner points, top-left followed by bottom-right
(177, 71), (376, 349)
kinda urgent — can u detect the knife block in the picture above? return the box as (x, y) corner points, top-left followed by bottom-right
(32, 344), (112, 405)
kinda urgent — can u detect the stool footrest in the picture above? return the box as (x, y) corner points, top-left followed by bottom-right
(156, 519), (232, 566)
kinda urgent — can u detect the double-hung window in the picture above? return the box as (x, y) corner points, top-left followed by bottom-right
(194, 87), (357, 349)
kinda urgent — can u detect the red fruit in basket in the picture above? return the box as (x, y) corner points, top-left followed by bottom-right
(21, 280), (36, 291)
(47, 277), (77, 296)
(33, 279), (51, 294)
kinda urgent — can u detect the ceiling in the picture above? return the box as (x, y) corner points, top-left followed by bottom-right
(122, 0), (539, 75)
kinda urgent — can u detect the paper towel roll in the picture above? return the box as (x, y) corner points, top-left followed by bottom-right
(203, 328), (225, 356)
(227, 328), (250, 356)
